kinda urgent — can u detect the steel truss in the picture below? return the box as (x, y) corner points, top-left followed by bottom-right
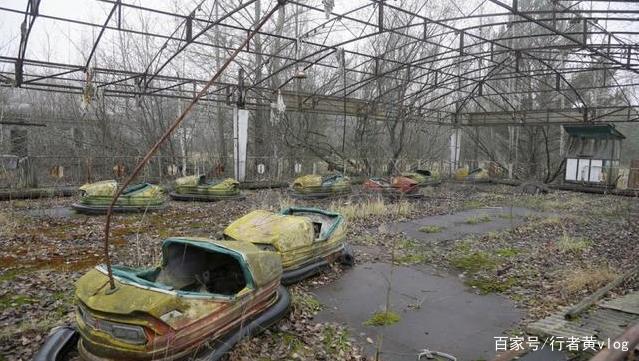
(1, 0), (639, 126)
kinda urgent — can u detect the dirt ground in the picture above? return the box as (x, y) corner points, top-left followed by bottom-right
(0, 183), (637, 361)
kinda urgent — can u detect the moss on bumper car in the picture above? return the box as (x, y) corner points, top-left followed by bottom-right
(401, 169), (441, 187)
(290, 174), (351, 199)
(224, 207), (354, 285)
(72, 180), (166, 214)
(455, 167), (490, 183)
(34, 237), (290, 361)
(169, 175), (243, 201)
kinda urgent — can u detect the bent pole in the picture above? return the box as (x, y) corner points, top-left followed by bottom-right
(102, 0), (287, 290)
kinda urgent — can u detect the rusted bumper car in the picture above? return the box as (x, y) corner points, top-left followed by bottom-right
(71, 180), (166, 215)
(454, 167), (490, 183)
(290, 174), (352, 199)
(169, 175), (244, 201)
(34, 237), (290, 361)
(224, 207), (354, 285)
(363, 176), (422, 198)
(401, 169), (441, 187)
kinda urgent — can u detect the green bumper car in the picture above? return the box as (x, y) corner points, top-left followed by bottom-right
(401, 169), (441, 187)
(290, 174), (352, 199)
(72, 180), (166, 215)
(169, 175), (243, 201)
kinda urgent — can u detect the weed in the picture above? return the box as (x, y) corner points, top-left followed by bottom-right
(321, 325), (351, 355)
(291, 290), (322, 314)
(465, 276), (516, 294)
(561, 266), (618, 297)
(364, 311), (401, 327)
(451, 250), (498, 273)
(0, 295), (35, 311)
(556, 234), (592, 253)
(495, 247), (518, 258)
(332, 199), (413, 220)
(418, 225), (443, 233)
(465, 214), (491, 225)
(395, 253), (428, 265)
(498, 212), (515, 220)
(276, 332), (304, 354)
(463, 200), (485, 210)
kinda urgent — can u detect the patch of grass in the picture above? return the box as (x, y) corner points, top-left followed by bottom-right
(451, 250), (498, 273)
(418, 225), (444, 233)
(495, 247), (518, 258)
(561, 266), (618, 297)
(321, 325), (351, 355)
(0, 295), (35, 311)
(332, 199), (413, 220)
(364, 310), (401, 327)
(466, 276), (516, 294)
(465, 214), (492, 225)
(556, 234), (592, 253)
(0, 268), (28, 282)
(291, 290), (322, 314)
(498, 212), (515, 220)
(454, 241), (472, 253)
(395, 239), (430, 265)
(541, 216), (562, 225)
(395, 253), (428, 265)
(463, 199), (485, 210)
(276, 332), (304, 354)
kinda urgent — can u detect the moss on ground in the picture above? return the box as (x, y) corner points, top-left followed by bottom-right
(465, 276), (516, 294)
(0, 295), (35, 311)
(451, 250), (498, 273)
(465, 214), (492, 225)
(418, 225), (444, 233)
(364, 311), (401, 326)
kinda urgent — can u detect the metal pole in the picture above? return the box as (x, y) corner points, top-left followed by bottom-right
(341, 49), (346, 154)
(101, 1), (285, 290)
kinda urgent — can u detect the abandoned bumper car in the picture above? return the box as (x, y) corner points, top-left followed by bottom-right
(34, 237), (290, 361)
(224, 207), (355, 285)
(363, 176), (422, 198)
(169, 175), (243, 201)
(454, 167), (490, 183)
(71, 180), (166, 215)
(290, 173), (352, 199)
(401, 169), (441, 187)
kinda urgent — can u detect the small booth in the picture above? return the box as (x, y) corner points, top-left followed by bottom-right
(563, 124), (625, 188)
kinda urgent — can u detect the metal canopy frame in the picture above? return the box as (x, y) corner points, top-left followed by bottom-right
(1, 0), (639, 126)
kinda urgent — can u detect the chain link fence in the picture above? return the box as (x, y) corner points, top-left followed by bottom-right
(1, 154), (638, 190)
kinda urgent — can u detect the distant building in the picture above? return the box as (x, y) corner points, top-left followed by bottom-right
(563, 124), (625, 188)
